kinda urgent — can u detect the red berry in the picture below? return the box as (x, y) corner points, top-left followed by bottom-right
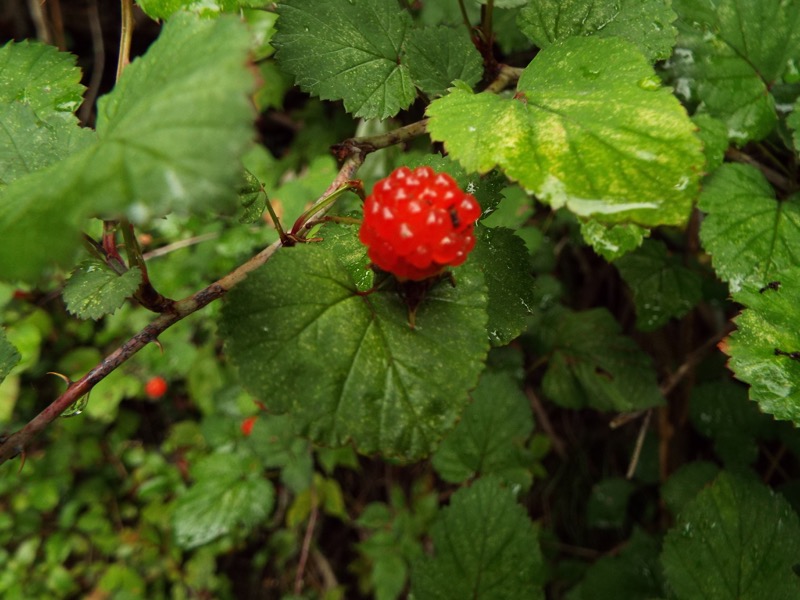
(241, 416), (258, 436)
(144, 376), (168, 399)
(359, 166), (481, 281)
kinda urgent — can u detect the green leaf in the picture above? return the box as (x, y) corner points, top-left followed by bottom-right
(220, 242), (489, 460)
(573, 529), (664, 600)
(579, 220), (648, 261)
(471, 226), (535, 346)
(427, 36), (703, 227)
(789, 99), (800, 152)
(411, 476), (545, 600)
(587, 477), (636, 529)
(172, 451), (274, 549)
(0, 103), (95, 190)
(699, 163), (800, 292)
(661, 461), (721, 516)
(274, 0), (416, 119)
(432, 371), (534, 486)
(62, 261), (143, 320)
(136, 0), (246, 19)
(246, 414), (313, 493)
(0, 14), (254, 282)
(615, 239), (702, 331)
(518, 0), (677, 61)
(693, 113), (729, 173)
(661, 471), (800, 600)
(689, 381), (774, 466)
(535, 307), (663, 411)
(723, 267), (800, 424)
(405, 26), (483, 98)
(0, 328), (21, 384)
(237, 170), (268, 224)
(667, 0), (800, 144)
(0, 40), (85, 117)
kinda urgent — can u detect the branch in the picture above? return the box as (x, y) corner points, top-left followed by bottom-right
(0, 154), (365, 466)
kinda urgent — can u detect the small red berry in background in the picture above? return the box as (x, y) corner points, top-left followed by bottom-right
(358, 166), (482, 281)
(144, 376), (168, 399)
(241, 416), (258, 437)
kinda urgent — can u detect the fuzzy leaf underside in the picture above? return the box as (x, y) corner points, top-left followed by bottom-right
(274, 0), (416, 119)
(220, 242), (489, 461)
(411, 476), (545, 599)
(724, 267), (800, 425)
(699, 163), (800, 293)
(662, 471), (800, 600)
(427, 36), (704, 227)
(518, 0), (677, 61)
(0, 14), (254, 282)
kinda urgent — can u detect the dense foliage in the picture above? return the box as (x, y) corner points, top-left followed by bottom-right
(2, 0), (800, 598)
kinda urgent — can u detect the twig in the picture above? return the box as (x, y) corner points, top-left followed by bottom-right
(0, 155), (364, 466)
(26, 0), (51, 44)
(294, 486), (319, 595)
(525, 386), (566, 458)
(484, 64), (524, 94)
(117, 0), (134, 80)
(625, 408), (652, 479)
(332, 119), (428, 159)
(141, 232), (220, 260)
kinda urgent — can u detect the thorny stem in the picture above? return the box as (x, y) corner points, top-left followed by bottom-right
(120, 221), (176, 313)
(294, 485), (319, 595)
(0, 154), (365, 466)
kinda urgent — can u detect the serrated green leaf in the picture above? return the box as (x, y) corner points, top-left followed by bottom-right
(573, 528), (664, 600)
(62, 261), (142, 320)
(692, 113), (729, 173)
(220, 243), (489, 460)
(723, 267), (800, 424)
(661, 471), (800, 600)
(274, 0), (415, 119)
(667, 0), (800, 144)
(0, 103), (95, 191)
(237, 170), (268, 224)
(428, 36), (703, 227)
(246, 414), (313, 493)
(405, 26), (483, 98)
(535, 307), (663, 411)
(432, 371), (533, 486)
(615, 239), (702, 331)
(662, 461), (721, 516)
(518, 0), (677, 61)
(472, 226), (535, 346)
(0, 328), (21, 384)
(580, 220), (648, 261)
(699, 163), (800, 292)
(411, 476), (545, 600)
(0, 40), (85, 117)
(0, 14), (254, 282)
(172, 451), (274, 549)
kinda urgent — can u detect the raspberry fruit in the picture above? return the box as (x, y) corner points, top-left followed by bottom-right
(144, 376), (168, 399)
(358, 166), (482, 281)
